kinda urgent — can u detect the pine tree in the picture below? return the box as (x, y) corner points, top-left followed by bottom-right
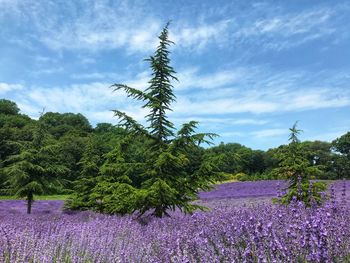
(4, 117), (68, 213)
(84, 23), (217, 217)
(274, 122), (326, 206)
(65, 137), (101, 210)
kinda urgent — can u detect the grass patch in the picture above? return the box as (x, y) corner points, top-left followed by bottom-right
(215, 178), (238, 185)
(0, 195), (69, 201)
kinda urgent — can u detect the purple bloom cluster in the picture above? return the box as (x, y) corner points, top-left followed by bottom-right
(199, 180), (286, 200)
(1, 180), (349, 262)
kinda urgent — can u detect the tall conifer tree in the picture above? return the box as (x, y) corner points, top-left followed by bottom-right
(76, 23), (217, 217)
(5, 116), (68, 213)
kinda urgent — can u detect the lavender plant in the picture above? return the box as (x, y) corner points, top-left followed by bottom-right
(1, 180), (350, 262)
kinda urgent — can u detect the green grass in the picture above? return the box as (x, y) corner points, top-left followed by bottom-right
(215, 178), (238, 184)
(0, 195), (69, 201)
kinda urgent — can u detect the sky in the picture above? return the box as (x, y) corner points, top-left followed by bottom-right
(0, 0), (349, 150)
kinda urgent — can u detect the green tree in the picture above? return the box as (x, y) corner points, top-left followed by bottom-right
(40, 112), (92, 139)
(4, 117), (68, 213)
(333, 132), (350, 157)
(332, 132), (350, 178)
(0, 99), (20, 115)
(301, 140), (338, 179)
(0, 101), (34, 192)
(65, 137), (101, 210)
(56, 133), (88, 187)
(274, 122), (326, 206)
(74, 23), (217, 217)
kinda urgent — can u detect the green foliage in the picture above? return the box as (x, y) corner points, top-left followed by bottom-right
(202, 142), (272, 178)
(1, 96), (349, 208)
(333, 132), (350, 156)
(0, 99), (20, 115)
(4, 118), (69, 213)
(92, 182), (139, 214)
(65, 137), (101, 210)
(69, 23), (217, 218)
(274, 122), (327, 206)
(278, 181), (327, 206)
(40, 112), (92, 139)
(0, 195), (68, 200)
(301, 140), (337, 179)
(332, 132), (350, 178)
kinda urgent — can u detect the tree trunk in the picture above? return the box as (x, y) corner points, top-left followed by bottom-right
(27, 192), (33, 214)
(154, 206), (163, 218)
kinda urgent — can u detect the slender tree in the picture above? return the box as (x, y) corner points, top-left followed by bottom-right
(274, 122), (326, 205)
(82, 23), (217, 217)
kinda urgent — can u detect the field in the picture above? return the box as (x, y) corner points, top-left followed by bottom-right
(1, 180), (349, 262)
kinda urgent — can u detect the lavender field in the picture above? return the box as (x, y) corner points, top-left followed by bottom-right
(1, 180), (350, 262)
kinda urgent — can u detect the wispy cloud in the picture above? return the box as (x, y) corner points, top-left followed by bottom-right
(32, 67), (64, 75)
(0, 0), (230, 54)
(174, 87), (350, 115)
(0, 83), (23, 94)
(250, 128), (288, 138)
(2, 0), (348, 55)
(71, 72), (120, 80)
(233, 6), (342, 50)
(1, 79), (152, 124)
(2, 66), (349, 124)
(170, 20), (231, 50)
(176, 67), (244, 90)
(172, 66), (350, 115)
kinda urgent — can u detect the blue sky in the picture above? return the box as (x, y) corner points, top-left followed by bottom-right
(0, 0), (349, 150)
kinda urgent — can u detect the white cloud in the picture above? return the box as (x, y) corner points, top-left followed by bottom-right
(1, 0), (162, 53)
(234, 7), (340, 50)
(173, 117), (268, 126)
(250, 128), (288, 138)
(171, 66), (350, 116)
(220, 131), (245, 137)
(285, 92), (350, 111)
(173, 86), (350, 116)
(80, 57), (96, 64)
(2, 79), (152, 124)
(231, 119), (268, 125)
(170, 20), (231, 50)
(38, 16), (231, 53)
(0, 83), (23, 94)
(310, 131), (347, 142)
(32, 67), (64, 75)
(71, 72), (119, 80)
(174, 97), (277, 115)
(176, 67), (244, 90)
(0, 0), (235, 54)
(3, 64), (349, 126)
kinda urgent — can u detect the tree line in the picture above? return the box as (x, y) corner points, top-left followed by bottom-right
(1, 98), (349, 204)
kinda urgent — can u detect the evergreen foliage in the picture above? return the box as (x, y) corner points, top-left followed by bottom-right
(65, 137), (101, 210)
(3, 116), (68, 213)
(274, 122), (327, 206)
(70, 23), (217, 217)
